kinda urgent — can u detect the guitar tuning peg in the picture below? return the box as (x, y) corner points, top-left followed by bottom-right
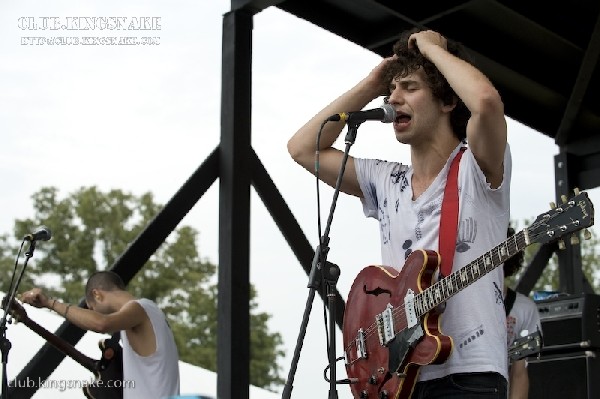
(558, 239), (566, 250)
(570, 235), (580, 245)
(584, 229), (592, 240)
(549, 201), (556, 209)
(561, 195), (568, 204)
(574, 187), (580, 195)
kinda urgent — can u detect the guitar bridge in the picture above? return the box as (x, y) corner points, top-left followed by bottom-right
(355, 328), (367, 360)
(376, 304), (395, 346)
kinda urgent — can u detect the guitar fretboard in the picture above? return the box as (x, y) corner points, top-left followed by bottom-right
(413, 230), (529, 317)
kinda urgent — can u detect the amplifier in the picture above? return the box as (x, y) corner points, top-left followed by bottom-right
(528, 350), (600, 399)
(536, 294), (600, 350)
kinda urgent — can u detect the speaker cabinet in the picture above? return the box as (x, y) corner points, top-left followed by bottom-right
(537, 294), (600, 349)
(528, 351), (600, 399)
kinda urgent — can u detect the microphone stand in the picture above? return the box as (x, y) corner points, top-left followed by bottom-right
(282, 121), (361, 399)
(1, 239), (38, 399)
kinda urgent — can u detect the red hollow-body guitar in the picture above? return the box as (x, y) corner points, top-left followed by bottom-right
(343, 190), (594, 399)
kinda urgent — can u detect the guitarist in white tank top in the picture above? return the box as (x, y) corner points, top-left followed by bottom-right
(22, 271), (180, 399)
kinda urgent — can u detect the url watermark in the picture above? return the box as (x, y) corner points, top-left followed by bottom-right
(21, 36), (160, 46)
(9, 376), (135, 391)
(17, 16), (161, 46)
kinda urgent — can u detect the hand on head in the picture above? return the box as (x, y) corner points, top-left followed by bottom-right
(408, 30), (448, 54)
(364, 55), (399, 98)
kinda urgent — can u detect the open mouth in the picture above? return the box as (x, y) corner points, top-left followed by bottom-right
(395, 112), (411, 124)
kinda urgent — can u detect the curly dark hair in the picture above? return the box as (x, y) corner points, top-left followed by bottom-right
(504, 226), (525, 278)
(384, 28), (471, 141)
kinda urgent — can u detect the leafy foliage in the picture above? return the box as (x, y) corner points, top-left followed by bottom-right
(2, 186), (284, 390)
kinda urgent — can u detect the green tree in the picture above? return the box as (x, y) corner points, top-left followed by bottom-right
(2, 186), (284, 390)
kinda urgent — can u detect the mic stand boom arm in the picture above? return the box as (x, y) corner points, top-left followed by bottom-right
(1, 239), (38, 399)
(282, 122), (361, 399)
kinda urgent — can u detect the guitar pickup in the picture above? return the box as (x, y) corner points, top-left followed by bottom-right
(376, 304), (395, 346)
(404, 289), (418, 328)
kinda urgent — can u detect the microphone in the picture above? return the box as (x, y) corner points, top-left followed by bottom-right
(327, 103), (396, 124)
(24, 226), (52, 242)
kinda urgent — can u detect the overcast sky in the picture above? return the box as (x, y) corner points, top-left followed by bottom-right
(1, 2), (597, 398)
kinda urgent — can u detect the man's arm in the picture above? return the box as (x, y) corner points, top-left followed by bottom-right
(21, 288), (146, 334)
(52, 299), (146, 334)
(287, 57), (395, 197)
(409, 30), (507, 188)
(509, 359), (529, 399)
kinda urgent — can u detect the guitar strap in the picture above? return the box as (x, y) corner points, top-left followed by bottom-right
(504, 287), (517, 316)
(439, 146), (466, 277)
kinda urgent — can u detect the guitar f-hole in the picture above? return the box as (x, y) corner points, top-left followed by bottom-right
(363, 285), (392, 297)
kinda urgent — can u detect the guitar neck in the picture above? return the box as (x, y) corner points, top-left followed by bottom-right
(416, 230), (529, 315)
(18, 313), (97, 373)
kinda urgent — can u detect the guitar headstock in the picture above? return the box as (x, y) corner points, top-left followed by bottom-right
(527, 189), (594, 246)
(3, 296), (28, 322)
(508, 330), (543, 361)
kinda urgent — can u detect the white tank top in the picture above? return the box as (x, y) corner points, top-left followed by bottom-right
(121, 298), (180, 398)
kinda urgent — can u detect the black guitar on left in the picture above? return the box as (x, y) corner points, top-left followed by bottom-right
(6, 298), (123, 399)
